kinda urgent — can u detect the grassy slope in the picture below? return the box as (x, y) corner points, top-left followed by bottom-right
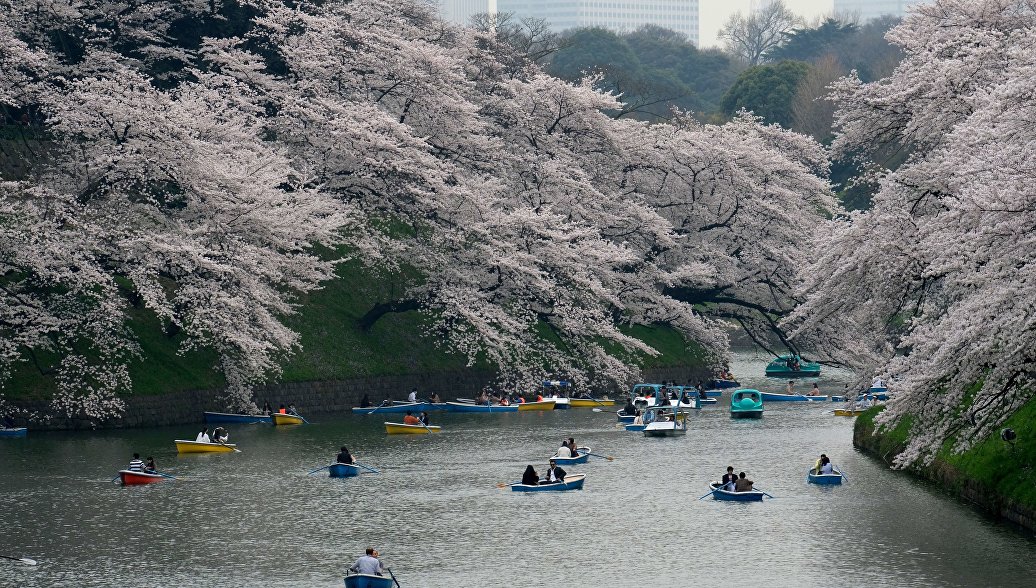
(858, 399), (1036, 510)
(5, 262), (705, 399)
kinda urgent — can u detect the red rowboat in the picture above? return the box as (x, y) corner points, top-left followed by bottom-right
(118, 470), (166, 485)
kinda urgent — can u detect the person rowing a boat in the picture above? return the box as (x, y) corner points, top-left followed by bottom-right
(419, 411), (430, 426)
(213, 427), (229, 444)
(813, 453), (827, 474)
(734, 472), (754, 492)
(521, 465), (539, 486)
(543, 459), (567, 484)
(337, 446), (356, 465)
(350, 547), (385, 576)
(429, 392), (441, 404)
(818, 456), (834, 474)
(402, 411), (421, 426)
(360, 394), (372, 408)
(195, 427), (211, 443)
(407, 388), (418, 403)
(554, 440), (573, 459)
(145, 456), (157, 474)
(128, 453), (144, 472)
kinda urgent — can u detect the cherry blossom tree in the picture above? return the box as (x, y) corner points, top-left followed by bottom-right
(788, 0), (1036, 466)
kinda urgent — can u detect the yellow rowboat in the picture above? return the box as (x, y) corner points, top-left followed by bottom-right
(517, 400), (556, 411)
(270, 413), (305, 425)
(833, 409), (866, 417)
(384, 422), (442, 435)
(174, 440), (239, 453)
(569, 398), (616, 408)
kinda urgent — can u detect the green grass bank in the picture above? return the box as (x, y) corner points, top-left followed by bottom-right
(854, 401), (1036, 533)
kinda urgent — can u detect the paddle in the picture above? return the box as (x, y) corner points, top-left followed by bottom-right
(0, 555), (37, 566)
(152, 471), (176, 480)
(386, 567), (402, 588)
(753, 488), (776, 498)
(591, 408), (603, 412)
(218, 440), (241, 453)
(495, 480), (520, 488)
(836, 466), (849, 482)
(586, 452), (614, 462)
(353, 461), (380, 474)
(697, 487), (719, 500)
(307, 465), (332, 475)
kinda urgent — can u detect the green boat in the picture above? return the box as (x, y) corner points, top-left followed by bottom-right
(764, 354), (820, 377)
(730, 389), (764, 418)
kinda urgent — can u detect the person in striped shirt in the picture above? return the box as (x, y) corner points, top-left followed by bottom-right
(128, 453), (144, 472)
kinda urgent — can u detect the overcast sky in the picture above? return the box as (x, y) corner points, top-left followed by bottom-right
(700, 0), (834, 48)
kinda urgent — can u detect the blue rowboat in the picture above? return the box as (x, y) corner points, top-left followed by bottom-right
(510, 473), (586, 492)
(329, 463), (360, 478)
(444, 401), (517, 413)
(203, 412), (271, 424)
(807, 467), (843, 485)
(859, 392), (889, 401)
(760, 392), (835, 402)
(617, 410), (636, 423)
(708, 378), (740, 389)
(0, 427), (27, 438)
(624, 423), (647, 432)
(343, 573), (394, 588)
(709, 482), (765, 501)
(730, 389), (763, 418)
(551, 447), (590, 465)
(764, 354), (821, 378)
(351, 401), (443, 415)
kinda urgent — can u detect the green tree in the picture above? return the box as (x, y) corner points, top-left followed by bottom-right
(720, 61), (810, 127)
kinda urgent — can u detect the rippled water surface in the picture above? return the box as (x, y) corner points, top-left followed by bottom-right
(3, 351), (1034, 587)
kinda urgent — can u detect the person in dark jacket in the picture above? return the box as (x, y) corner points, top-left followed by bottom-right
(543, 459), (566, 484)
(521, 465), (539, 486)
(336, 446), (355, 464)
(721, 466), (737, 490)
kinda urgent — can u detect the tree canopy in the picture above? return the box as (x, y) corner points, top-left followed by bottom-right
(720, 60), (811, 128)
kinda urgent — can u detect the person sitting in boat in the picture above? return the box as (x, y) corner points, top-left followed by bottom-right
(543, 459), (567, 484)
(514, 394), (525, 404)
(128, 453), (144, 472)
(407, 388), (418, 403)
(359, 394), (372, 408)
(350, 547), (384, 576)
(568, 437), (578, 455)
(499, 394), (510, 406)
(262, 401), (272, 415)
(278, 404), (287, 414)
(429, 392), (441, 403)
(145, 456), (157, 473)
(871, 376), (885, 389)
(809, 383), (820, 396)
(786, 380), (795, 394)
(622, 398), (639, 417)
(213, 427), (229, 444)
(819, 456), (834, 475)
(535, 393), (544, 402)
(402, 411), (421, 426)
(721, 466), (737, 490)
(813, 453), (827, 474)
(195, 427), (211, 443)
(336, 446), (356, 464)
(287, 403), (298, 416)
(555, 440), (573, 459)
(419, 411), (430, 425)
(734, 472), (754, 492)
(521, 465), (539, 486)
(477, 387), (491, 404)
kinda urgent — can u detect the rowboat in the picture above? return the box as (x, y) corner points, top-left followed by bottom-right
(764, 354), (821, 378)
(384, 422), (441, 434)
(343, 572), (395, 588)
(547, 397), (570, 409)
(730, 389), (764, 418)
(569, 398), (616, 408)
(270, 413), (305, 425)
(517, 400), (556, 411)
(118, 470), (166, 485)
(624, 423), (647, 432)
(760, 392), (834, 402)
(351, 401), (439, 415)
(444, 401), (517, 413)
(617, 409), (636, 423)
(0, 427), (27, 438)
(203, 411), (271, 424)
(833, 409), (865, 417)
(174, 440), (239, 453)
(708, 378), (740, 389)
(551, 446), (591, 465)
(807, 467), (843, 485)
(510, 473), (586, 492)
(708, 482), (766, 501)
(328, 463), (361, 478)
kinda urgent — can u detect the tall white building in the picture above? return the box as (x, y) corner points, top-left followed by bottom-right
(437, 0), (493, 26)
(496, 1), (700, 45)
(833, 0), (930, 22)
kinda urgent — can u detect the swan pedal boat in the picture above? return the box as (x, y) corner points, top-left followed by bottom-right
(550, 446), (591, 465)
(329, 463), (361, 478)
(709, 482), (765, 501)
(270, 413), (305, 425)
(118, 470), (166, 485)
(203, 411), (271, 424)
(807, 468), (843, 485)
(343, 572), (395, 588)
(0, 427), (27, 437)
(510, 473), (586, 492)
(175, 440), (239, 453)
(764, 354), (821, 378)
(384, 422), (441, 434)
(730, 389), (764, 418)
(517, 400), (556, 411)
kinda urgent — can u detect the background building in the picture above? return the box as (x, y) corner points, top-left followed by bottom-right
(833, 0), (930, 22)
(495, 1), (700, 45)
(437, 0), (492, 26)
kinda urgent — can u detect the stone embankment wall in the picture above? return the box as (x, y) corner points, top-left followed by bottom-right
(15, 366), (706, 431)
(854, 415), (1036, 534)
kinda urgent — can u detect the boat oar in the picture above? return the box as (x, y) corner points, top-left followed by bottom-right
(495, 480), (519, 489)
(153, 471), (177, 480)
(219, 441), (241, 453)
(697, 488), (719, 500)
(353, 462), (380, 474)
(0, 555), (37, 566)
(836, 466), (849, 482)
(754, 488), (776, 498)
(586, 452), (614, 461)
(307, 465), (332, 475)
(386, 567), (402, 588)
